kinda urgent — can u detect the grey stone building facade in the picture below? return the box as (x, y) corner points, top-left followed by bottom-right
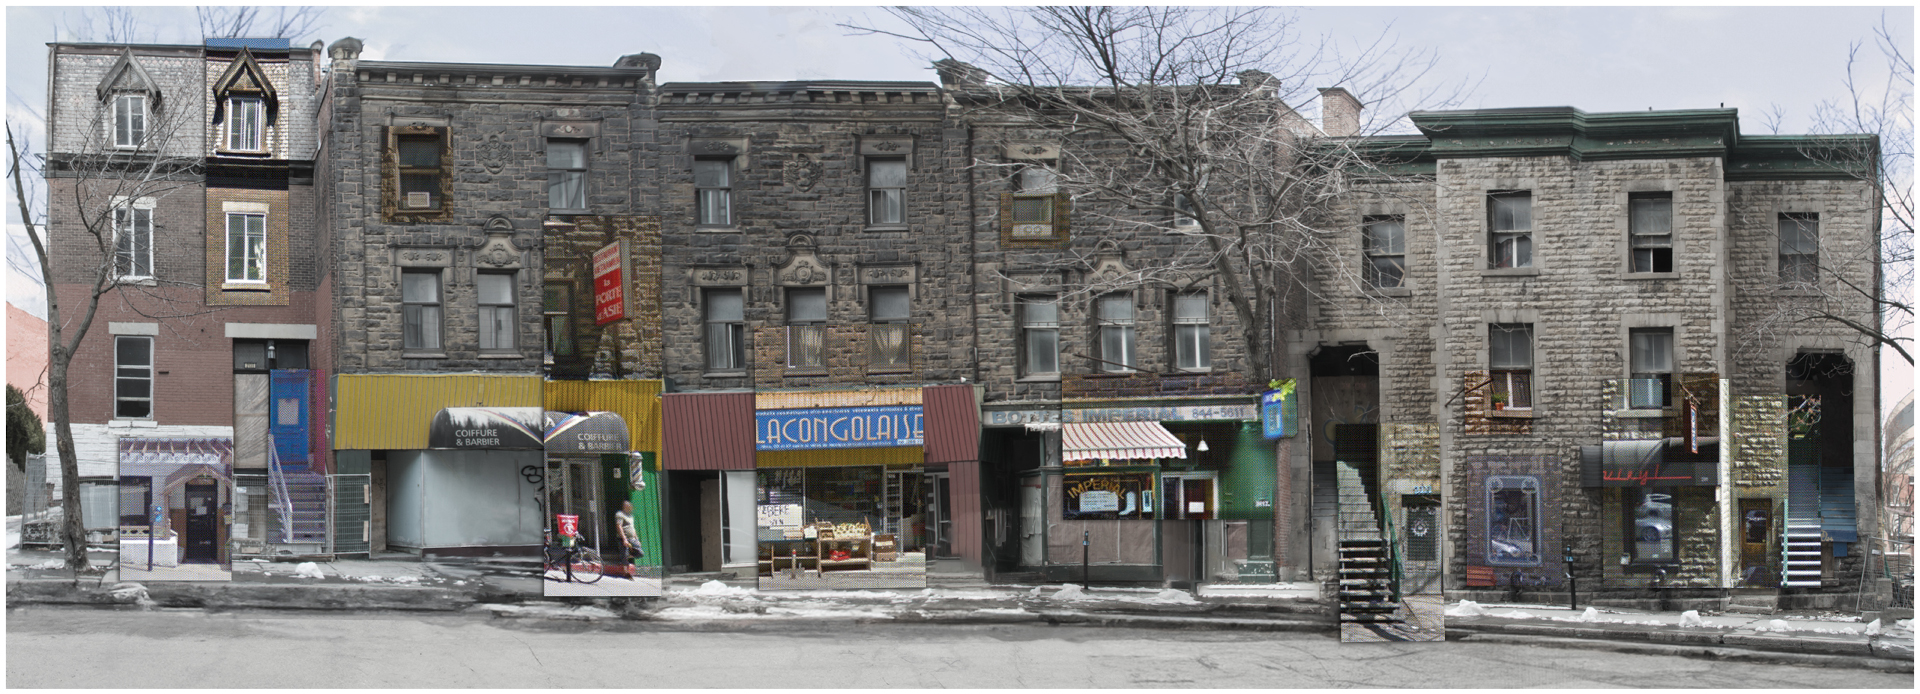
(1311, 107), (1885, 605)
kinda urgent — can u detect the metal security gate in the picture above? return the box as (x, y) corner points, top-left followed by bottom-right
(330, 474), (371, 556)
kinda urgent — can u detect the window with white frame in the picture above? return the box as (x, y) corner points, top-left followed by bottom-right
(476, 272), (516, 351)
(547, 139), (587, 210)
(113, 203), (153, 279)
(694, 159), (732, 226)
(1629, 192), (1673, 273)
(1173, 193), (1198, 228)
(1011, 165), (1057, 237)
(867, 158), (907, 226)
(1779, 213), (1819, 285)
(1019, 296), (1059, 377)
(227, 96), (264, 151)
(1172, 291), (1211, 371)
(786, 287), (827, 369)
(112, 94), (146, 148)
(1489, 323), (1533, 410)
(1096, 293), (1137, 373)
(543, 282), (574, 359)
(1363, 215), (1406, 288)
(703, 288), (745, 371)
(115, 336), (153, 419)
(1628, 327), (1673, 409)
(869, 285), (910, 368)
(401, 270), (442, 351)
(224, 212), (265, 283)
(1488, 191), (1533, 268)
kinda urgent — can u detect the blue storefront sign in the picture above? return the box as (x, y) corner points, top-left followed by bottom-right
(755, 405), (925, 451)
(1261, 383), (1297, 440)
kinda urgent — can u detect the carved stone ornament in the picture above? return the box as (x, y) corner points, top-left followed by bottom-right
(478, 132), (510, 174)
(394, 246), (453, 269)
(776, 235), (829, 286)
(873, 141), (901, 152)
(1088, 255), (1134, 291)
(473, 218), (524, 270)
(783, 155), (823, 191)
(1003, 141), (1060, 161)
(857, 263), (917, 292)
(691, 266), (750, 287)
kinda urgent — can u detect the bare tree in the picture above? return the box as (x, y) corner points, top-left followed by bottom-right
(6, 85), (203, 572)
(1737, 15), (1912, 368)
(850, 6), (1466, 381)
(197, 6), (325, 41)
(63, 7), (147, 44)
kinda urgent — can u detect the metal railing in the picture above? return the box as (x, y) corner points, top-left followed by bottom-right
(1380, 486), (1403, 602)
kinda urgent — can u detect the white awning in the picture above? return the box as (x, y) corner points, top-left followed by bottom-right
(1062, 421), (1188, 462)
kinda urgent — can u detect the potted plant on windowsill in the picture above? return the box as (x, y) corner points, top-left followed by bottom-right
(1491, 393), (1507, 411)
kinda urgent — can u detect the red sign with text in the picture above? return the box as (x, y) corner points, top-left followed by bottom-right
(593, 241), (625, 325)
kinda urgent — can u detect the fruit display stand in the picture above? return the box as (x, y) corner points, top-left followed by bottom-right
(815, 521), (873, 572)
(759, 538), (817, 577)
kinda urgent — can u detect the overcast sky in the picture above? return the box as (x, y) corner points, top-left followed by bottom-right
(4, 4), (1911, 402)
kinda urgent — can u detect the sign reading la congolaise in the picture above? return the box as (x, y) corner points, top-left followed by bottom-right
(593, 241), (626, 325)
(755, 405), (925, 451)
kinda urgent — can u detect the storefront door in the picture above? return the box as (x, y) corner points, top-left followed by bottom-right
(1019, 475), (1045, 567)
(1740, 497), (1775, 586)
(927, 471), (954, 558)
(185, 482), (219, 562)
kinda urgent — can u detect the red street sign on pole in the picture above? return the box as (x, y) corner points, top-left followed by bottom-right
(593, 241), (626, 325)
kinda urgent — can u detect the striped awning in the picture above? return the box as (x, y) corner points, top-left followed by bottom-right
(1062, 421), (1188, 462)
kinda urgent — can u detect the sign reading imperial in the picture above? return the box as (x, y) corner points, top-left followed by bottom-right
(756, 405), (925, 451)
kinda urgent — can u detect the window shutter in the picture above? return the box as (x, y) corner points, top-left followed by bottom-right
(1051, 192), (1070, 240)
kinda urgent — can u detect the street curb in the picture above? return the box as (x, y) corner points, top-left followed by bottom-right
(1032, 610), (1333, 632)
(1449, 632), (1915, 673)
(6, 579), (478, 612)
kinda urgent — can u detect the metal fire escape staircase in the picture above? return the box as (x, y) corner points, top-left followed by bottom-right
(1782, 445), (1823, 588)
(1336, 460), (1403, 624)
(266, 436), (329, 548)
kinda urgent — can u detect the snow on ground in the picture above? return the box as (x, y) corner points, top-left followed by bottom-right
(476, 604), (618, 620)
(293, 562), (326, 579)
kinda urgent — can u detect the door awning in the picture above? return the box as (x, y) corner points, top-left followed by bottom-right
(427, 407), (545, 450)
(544, 411), (630, 454)
(1062, 421), (1188, 462)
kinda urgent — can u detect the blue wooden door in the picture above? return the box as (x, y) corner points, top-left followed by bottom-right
(269, 369), (312, 470)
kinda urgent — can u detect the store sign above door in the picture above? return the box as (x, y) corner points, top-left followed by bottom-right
(427, 407), (545, 450)
(543, 411), (630, 454)
(755, 405), (924, 451)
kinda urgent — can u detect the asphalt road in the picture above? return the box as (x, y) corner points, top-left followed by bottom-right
(6, 607), (1912, 688)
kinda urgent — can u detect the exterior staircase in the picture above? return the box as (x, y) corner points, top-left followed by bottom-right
(1783, 462), (1823, 588)
(271, 472), (330, 547)
(1336, 460), (1401, 625)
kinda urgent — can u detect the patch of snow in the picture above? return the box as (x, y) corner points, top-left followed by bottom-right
(480, 604), (617, 619)
(1146, 589), (1198, 604)
(1678, 610), (1705, 628)
(1050, 584), (1090, 602)
(1760, 619), (1793, 633)
(683, 580), (753, 598)
(1445, 600), (1487, 617)
(1492, 609), (1535, 619)
(26, 559), (62, 570)
(293, 562), (326, 579)
(1578, 607), (1600, 623)
(966, 608), (1031, 617)
(1864, 618), (1882, 636)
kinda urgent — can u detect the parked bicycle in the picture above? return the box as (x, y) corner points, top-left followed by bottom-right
(543, 527), (604, 584)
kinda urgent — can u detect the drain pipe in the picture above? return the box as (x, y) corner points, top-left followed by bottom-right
(1082, 530), (1090, 588)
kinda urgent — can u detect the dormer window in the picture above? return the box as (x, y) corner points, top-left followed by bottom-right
(227, 96), (264, 152)
(113, 94), (146, 148)
(96, 50), (162, 150)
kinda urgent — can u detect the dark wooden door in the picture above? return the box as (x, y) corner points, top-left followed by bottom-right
(185, 483), (220, 562)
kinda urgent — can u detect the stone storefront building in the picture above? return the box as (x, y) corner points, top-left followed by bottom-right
(44, 39), (331, 563)
(1315, 107), (1884, 605)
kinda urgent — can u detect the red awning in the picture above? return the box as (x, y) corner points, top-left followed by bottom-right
(1062, 421), (1188, 462)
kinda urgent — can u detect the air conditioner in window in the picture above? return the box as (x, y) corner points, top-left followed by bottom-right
(1011, 224), (1052, 237)
(1627, 378), (1664, 409)
(405, 192), (432, 209)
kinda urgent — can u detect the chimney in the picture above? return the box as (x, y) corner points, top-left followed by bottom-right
(1237, 70), (1279, 94)
(614, 52), (662, 85)
(1318, 87), (1364, 137)
(327, 37), (362, 63)
(933, 59), (989, 88)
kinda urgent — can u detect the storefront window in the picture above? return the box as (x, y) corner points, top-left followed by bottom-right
(1626, 488), (1677, 564)
(1485, 475), (1540, 566)
(1063, 470), (1155, 520)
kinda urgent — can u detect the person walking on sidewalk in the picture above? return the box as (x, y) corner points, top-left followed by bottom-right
(615, 500), (642, 578)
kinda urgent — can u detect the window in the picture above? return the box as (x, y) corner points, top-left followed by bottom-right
(1489, 323), (1533, 409)
(694, 159), (732, 226)
(1628, 328), (1674, 409)
(1096, 293), (1137, 373)
(396, 132), (442, 210)
(224, 212), (265, 283)
(227, 96), (264, 151)
(1173, 194), (1198, 228)
(867, 158), (906, 226)
(1019, 296), (1060, 377)
(543, 283), (574, 358)
(115, 336), (153, 419)
(1488, 191), (1532, 268)
(113, 204), (152, 279)
(1629, 193), (1673, 273)
(401, 271), (442, 351)
(703, 288), (745, 371)
(1010, 165), (1057, 237)
(476, 272), (516, 351)
(1626, 489), (1676, 564)
(869, 285), (910, 368)
(1486, 475), (1540, 566)
(547, 139), (587, 210)
(1363, 215), (1406, 288)
(1172, 291), (1211, 371)
(112, 94), (145, 148)
(786, 287), (827, 369)
(1779, 213), (1819, 284)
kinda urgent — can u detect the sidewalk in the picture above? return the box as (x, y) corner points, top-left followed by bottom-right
(7, 535), (1911, 672)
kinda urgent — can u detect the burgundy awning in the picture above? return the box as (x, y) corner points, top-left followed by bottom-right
(661, 392), (755, 470)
